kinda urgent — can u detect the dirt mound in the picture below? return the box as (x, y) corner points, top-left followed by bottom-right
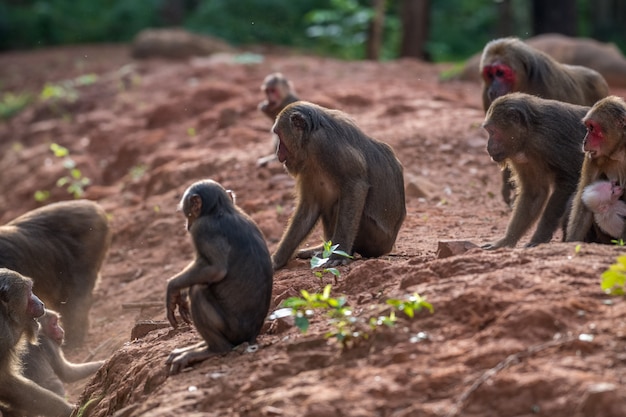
(1, 45), (626, 417)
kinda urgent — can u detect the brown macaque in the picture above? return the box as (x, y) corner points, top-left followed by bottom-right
(566, 96), (626, 242)
(0, 200), (111, 346)
(257, 72), (299, 167)
(580, 180), (626, 239)
(22, 309), (104, 397)
(482, 93), (587, 249)
(480, 37), (609, 206)
(165, 180), (273, 374)
(0, 269), (73, 417)
(270, 101), (406, 270)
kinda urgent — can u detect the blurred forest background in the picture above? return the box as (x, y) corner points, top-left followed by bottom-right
(1, 0), (625, 61)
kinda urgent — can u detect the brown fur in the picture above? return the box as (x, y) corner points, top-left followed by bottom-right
(22, 309), (104, 397)
(0, 269), (72, 417)
(165, 180), (273, 374)
(566, 96), (626, 242)
(270, 101), (406, 269)
(0, 200), (111, 346)
(482, 93), (587, 249)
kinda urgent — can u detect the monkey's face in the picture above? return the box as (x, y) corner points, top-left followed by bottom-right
(582, 117), (605, 158)
(42, 313), (65, 345)
(483, 120), (514, 163)
(482, 60), (516, 104)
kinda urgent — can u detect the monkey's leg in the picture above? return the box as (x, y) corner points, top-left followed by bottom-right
(527, 186), (573, 246)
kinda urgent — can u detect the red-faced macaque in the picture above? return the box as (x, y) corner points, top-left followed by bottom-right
(165, 180), (273, 374)
(566, 96), (626, 242)
(0, 269), (73, 417)
(270, 101), (406, 270)
(257, 72), (300, 167)
(581, 180), (626, 239)
(22, 309), (104, 397)
(482, 93), (587, 249)
(480, 37), (609, 206)
(0, 200), (111, 346)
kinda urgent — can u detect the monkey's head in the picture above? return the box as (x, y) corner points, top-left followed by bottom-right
(582, 180), (623, 213)
(262, 73), (292, 107)
(39, 309), (65, 345)
(0, 268), (45, 343)
(582, 96), (626, 160)
(178, 180), (236, 230)
(482, 93), (531, 163)
(272, 102), (318, 175)
(480, 38), (523, 108)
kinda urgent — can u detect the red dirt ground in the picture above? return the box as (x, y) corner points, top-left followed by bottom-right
(1, 44), (626, 417)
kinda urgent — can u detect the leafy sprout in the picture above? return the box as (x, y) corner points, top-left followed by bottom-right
(601, 255), (626, 296)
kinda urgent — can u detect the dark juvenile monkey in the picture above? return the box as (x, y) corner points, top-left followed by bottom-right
(257, 72), (300, 167)
(480, 37), (609, 206)
(482, 93), (587, 249)
(0, 200), (111, 346)
(566, 96), (626, 242)
(0, 269), (73, 417)
(271, 101), (406, 270)
(22, 309), (104, 397)
(165, 180), (273, 374)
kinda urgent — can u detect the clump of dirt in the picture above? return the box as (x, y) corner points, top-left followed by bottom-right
(1, 45), (626, 417)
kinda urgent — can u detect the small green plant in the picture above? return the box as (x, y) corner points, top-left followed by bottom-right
(277, 285), (433, 349)
(0, 92), (33, 120)
(601, 255), (626, 296)
(34, 143), (91, 200)
(310, 240), (353, 282)
(611, 238), (625, 246)
(40, 74), (98, 103)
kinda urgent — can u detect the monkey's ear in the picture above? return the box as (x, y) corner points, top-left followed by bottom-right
(226, 190), (237, 205)
(189, 194), (203, 217)
(290, 112), (308, 131)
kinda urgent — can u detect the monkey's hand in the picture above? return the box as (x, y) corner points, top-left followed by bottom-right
(166, 287), (191, 328)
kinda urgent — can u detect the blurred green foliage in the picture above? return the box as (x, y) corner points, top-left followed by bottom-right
(0, 0), (623, 61)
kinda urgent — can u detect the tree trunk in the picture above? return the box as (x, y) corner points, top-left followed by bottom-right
(366, 0), (386, 60)
(399, 0), (430, 60)
(532, 0), (577, 36)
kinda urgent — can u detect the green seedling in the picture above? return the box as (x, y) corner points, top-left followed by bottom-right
(34, 143), (91, 201)
(601, 255), (626, 296)
(310, 240), (353, 283)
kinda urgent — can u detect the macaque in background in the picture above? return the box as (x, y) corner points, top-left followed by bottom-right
(481, 93), (587, 249)
(257, 72), (300, 167)
(567, 96), (626, 242)
(581, 180), (626, 239)
(479, 37), (609, 206)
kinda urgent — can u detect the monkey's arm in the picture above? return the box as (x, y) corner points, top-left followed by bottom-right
(48, 346), (104, 383)
(0, 374), (73, 417)
(528, 184), (575, 246)
(485, 180), (549, 249)
(166, 238), (230, 327)
(272, 201), (320, 270)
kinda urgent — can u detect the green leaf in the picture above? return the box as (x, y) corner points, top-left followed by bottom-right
(310, 256), (329, 268)
(33, 190), (50, 202)
(50, 143), (69, 157)
(70, 168), (82, 179)
(322, 284), (332, 300)
(294, 315), (310, 333)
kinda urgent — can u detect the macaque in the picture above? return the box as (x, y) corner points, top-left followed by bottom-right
(581, 181), (626, 239)
(270, 101), (406, 270)
(0, 200), (111, 346)
(0, 268), (73, 417)
(482, 93), (587, 249)
(257, 72), (299, 167)
(22, 309), (104, 397)
(165, 180), (273, 374)
(480, 37), (609, 206)
(566, 96), (626, 242)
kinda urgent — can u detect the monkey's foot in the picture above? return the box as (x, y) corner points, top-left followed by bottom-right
(167, 345), (216, 375)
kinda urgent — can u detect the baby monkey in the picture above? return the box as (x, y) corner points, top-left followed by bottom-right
(581, 180), (626, 239)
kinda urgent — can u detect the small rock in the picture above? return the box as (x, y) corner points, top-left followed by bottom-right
(436, 240), (479, 258)
(130, 320), (170, 340)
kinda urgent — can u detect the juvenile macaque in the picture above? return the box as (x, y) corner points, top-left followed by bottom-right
(0, 269), (73, 417)
(581, 181), (626, 239)
(566, 96), (626, 242)
(257, 72), (299, 167)
(22, 309), (104, 397)
(0, 200), (111, 346)
(270, 101), (406, 270)
(482, 93), (587, 249)
(165, 180), (273, 374)
(480, 37), (609, 206)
